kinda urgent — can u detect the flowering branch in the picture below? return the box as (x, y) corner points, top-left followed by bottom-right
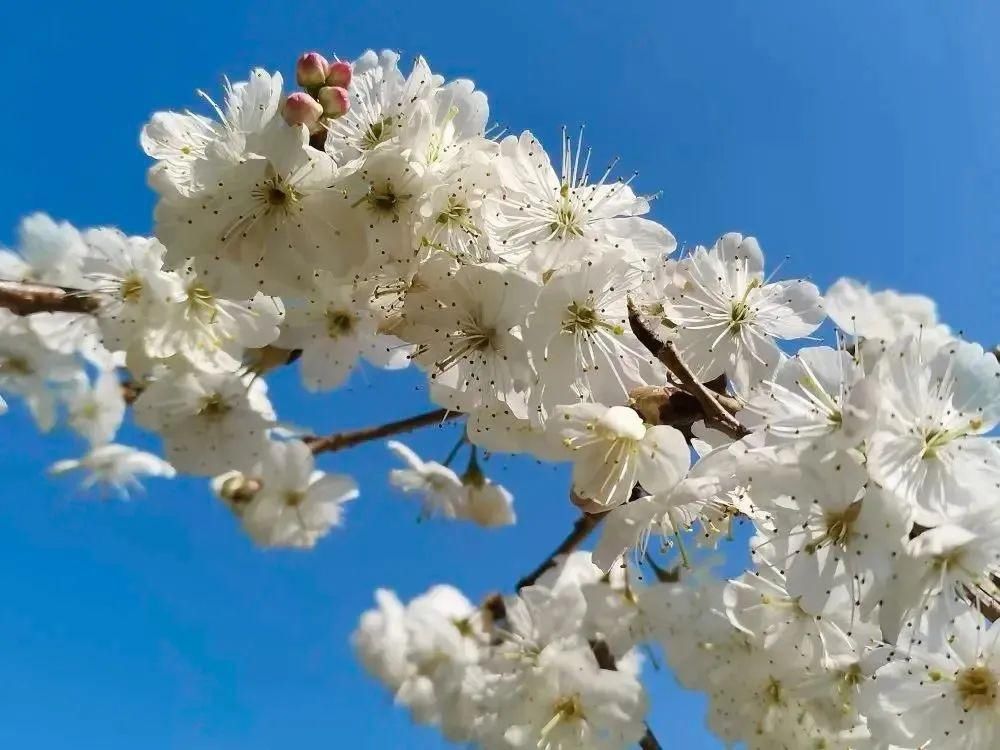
(5, 45), (997, 749)
(0, 280), (98, 316)
(302, 408), (464, 454)
(627, 300), (748, 440)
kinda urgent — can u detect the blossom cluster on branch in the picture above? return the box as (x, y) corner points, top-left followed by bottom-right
(1, 48), (998, 749)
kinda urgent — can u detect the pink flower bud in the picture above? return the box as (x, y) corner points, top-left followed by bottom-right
(318, 86), (351, 117)
(296, 52), (329, 88)
(282, 92), (323, 128)
(325, 60), (353, 88)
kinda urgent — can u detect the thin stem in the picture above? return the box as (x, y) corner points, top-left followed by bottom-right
(442, 431), (468, 467)
(303, 408), (463, 454)
(515, 511), (606, 590)
(672, 529), (690, 568)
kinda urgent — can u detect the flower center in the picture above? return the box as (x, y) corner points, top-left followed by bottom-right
(806, 501), (862, 553)
(562, 301), (624, 336)
(198, 393), (232, 419)
(922, 420), (981, 458)
(552, 694), (584, 721)
(325, 309), (355, 338)
(549, 184), (584, 239)
(730, 300), (752, 326)
(186, 283), (218, 323)
(763, 677), (786, 707)
(252, 171), (300, 215)
(361, 117), (394, 150)
(266, 186), (290, 206)
(433, 320), (498, 372)
(539, 694), (585, 741)
(120, 275), (144, 302)
(0, 355), (32, 376)
(729, 279), (762, 331)
(360, 182), (411, 222)
(957, 665), (997, 710)
(436, 198), (479, 236)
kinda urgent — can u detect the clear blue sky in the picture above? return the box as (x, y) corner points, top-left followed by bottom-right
(1, 2), (998, 748)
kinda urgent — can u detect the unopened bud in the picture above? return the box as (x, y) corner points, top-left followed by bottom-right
(317, 85), (351, 117)
(282, 92), (323, 128)
(325, 60), (353, 88)
(214, 471), (262, 508)
(296, 52), (329, 88)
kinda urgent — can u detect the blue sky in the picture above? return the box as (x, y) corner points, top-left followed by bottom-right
(1, 2), (998, 748)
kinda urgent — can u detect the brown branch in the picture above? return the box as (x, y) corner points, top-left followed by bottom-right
(978, 598), (1000, 623)
(638, 726), (664, 750)
(515, 511), (606, 590)
(517, 483), (649, 590)
(302, 408), (463, 454)
(0, 280), (98, 316)
(627, 300), (749, 440)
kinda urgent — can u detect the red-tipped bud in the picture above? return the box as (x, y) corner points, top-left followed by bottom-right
(296, 52), (329, 88)
(317, 85), (351, 117)
(282, 92), (323, 128)
(325, 60), (353, 88)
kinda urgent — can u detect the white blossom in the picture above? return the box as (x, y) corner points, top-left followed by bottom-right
(50, 443), (176, 497)
(553, 403), (689, 510)
(0, 213), (89, 288)
(484, 129), (673, 279)
(525, 255), (666, 415)
(240, 440), (357, 548)
(63, 370), (127, 447)
(862, 608), (1000, 747)
(664, 233), (824, 393)
(133, 369), (274, 476)
(866, 337), (1000, 526)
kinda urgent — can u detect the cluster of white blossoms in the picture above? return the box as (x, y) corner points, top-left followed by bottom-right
(354, 553), (649, 749)
(1, 48), (998, 748)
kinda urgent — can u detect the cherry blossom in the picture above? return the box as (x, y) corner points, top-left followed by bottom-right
(0, 46), (996, 750)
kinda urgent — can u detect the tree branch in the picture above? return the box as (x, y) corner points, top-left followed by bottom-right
(0, 280), (98, 316)
(514, 511), (606, 590)
(627, 300), (748, 440)
(302, 408), (463, 454)
(638, 726), (664, 750)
